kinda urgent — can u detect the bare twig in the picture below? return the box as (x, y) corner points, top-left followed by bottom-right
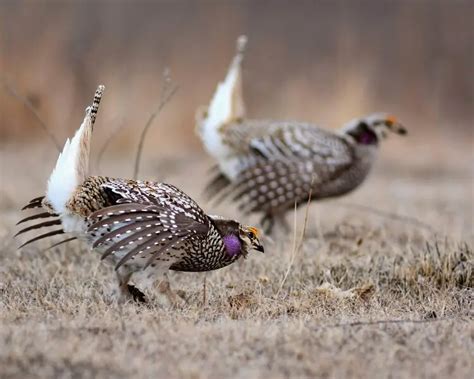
(1, 76), (62, 151)
(133, 68), (179, 179)
(95, 120), (127, 175)
(276, 184), (313, 296)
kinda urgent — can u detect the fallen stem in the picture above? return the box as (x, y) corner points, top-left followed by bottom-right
(337, 201), (438, 233)
(315, 316), (465, 330)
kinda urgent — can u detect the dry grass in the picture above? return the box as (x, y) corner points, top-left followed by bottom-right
(0, 144), (473, 379)
(1, 4), (472, 376)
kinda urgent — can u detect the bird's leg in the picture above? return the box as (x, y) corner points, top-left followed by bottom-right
(155, 272), (185, 306)
(260, 214), (275, 235)
(115, 268), (147, 304)
(115, 270), (133, 303)
(127, 284), (147, 303)
(261, 213), (290, 236)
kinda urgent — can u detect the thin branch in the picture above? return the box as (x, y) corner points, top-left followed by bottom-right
(337, 201), (438, 233)
(276, 183), (314, 296)
(133, 68), (178, 179)
(275, 202), (298, 296)
(295, 186), (313, 254)
(1, 76), (62, 151)
(95, 120), (127, 175)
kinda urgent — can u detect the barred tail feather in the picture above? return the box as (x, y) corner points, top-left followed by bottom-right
(46, 85), (104, 214)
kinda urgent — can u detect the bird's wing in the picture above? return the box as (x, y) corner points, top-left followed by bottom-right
(227, 158), (344, 214)
(87, 180), (211, 269)
(223, 120), (350, 163)
(87, 201), (210, 270)
(209, 121), (354, 208)
(101, 180), (208, 222)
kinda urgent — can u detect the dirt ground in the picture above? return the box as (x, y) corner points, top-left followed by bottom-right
(0, 141), (472, 378)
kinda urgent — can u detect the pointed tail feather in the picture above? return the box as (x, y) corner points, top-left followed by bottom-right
(43, 237), (77, 252)
(16, 85), (105, 250)
(17, 196), (64, 249)
(90, 85), (105, 126)
(17, 211), (57, 225)
(21, 196), (45, 210)
(196, 36), (247, 158)
(46, 85), (105, 215)
(15, 219), (62, 237)
(18, 229), (65, 249)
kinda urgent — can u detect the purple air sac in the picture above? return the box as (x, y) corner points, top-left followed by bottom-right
(359, 130), (378, 145)
(223, 234), (241, 257)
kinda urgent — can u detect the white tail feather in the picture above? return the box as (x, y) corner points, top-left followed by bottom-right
(46, 85), (104, 214)
(197, 35), (247, 158)
(46, 112), (92, 214)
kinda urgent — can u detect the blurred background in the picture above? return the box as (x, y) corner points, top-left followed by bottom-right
(0, 0), (472, 239)
(1, 1), (472, 147)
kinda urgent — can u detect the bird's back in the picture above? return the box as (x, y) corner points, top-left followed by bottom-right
(207, 119), (377, 217)
(66, 176), (237, 272)
(222, 119), (342, 154)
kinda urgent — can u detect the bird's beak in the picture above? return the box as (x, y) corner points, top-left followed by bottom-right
(254, 243), (264, 253)
(391, 122), (407, 135)
(386, 117), (407, 135)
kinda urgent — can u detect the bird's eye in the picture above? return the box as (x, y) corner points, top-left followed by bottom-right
(247, 232), (254, 239)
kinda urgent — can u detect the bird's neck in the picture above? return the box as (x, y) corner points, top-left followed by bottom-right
(222, 234), (242, 257)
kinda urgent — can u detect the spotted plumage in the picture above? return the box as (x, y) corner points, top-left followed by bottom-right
(16, 85), (263, 303)
(77, 177), (252, 273)
(196, 36), (407, 234)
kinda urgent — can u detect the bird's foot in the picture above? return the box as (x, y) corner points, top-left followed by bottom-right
(157, 280), (186, 307)
(127, 284), (147, 303)
(114, 271), (147, 305)
(114, 283), (146, 305)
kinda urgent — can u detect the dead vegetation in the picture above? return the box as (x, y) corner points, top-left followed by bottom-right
(0, 145), (472, 378)
(1, 2), (472, 376)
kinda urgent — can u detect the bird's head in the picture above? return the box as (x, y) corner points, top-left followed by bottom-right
(238, 224), (264, 255)
(210, 217), (264, 257)
(342, 113), (407, 146)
